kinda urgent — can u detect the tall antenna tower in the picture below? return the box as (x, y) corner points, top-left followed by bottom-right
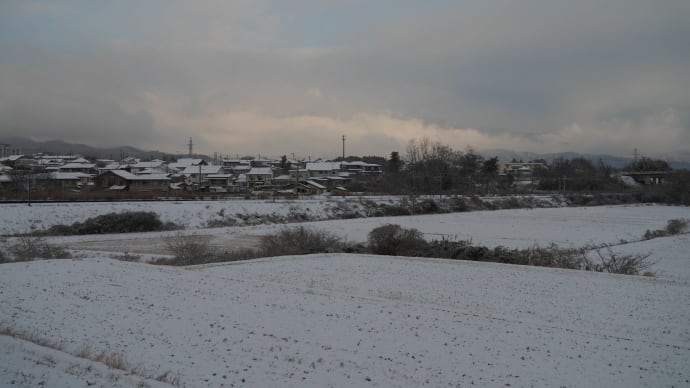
(188, 137), (193, 158)
(342, 135), (346, 160)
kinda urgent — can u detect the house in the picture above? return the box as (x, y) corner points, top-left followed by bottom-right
(286, 167), (309, 181)
(272, 174), (294, 187)
(305, 162), (342, 177)
(205, 174), (234, 188)
(58, 162), (97, 175)
(498, 162), (546, 184)
(311, 176), (350, 190)
(167, 158), (207, 173)
(297, 180), (327, 195)
(0, 154), (23, 166)
(341, 161), (383, 175)
(180, 165), (226, 187)
(498, 162), (546, 176)
(126, 160), (168, 175)
(46, 172), (93, 191)
(96, 170), (170, 192)
(246, 167), (274, 187)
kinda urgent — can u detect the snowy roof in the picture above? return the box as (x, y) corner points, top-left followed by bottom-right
(305, 180), (327, 189)
(342, 161), (381, 167)
(0, 155), (24, 162)
(107, 170), (170, 181)
(49, 172), (92, 180)
(173, 158), (205, 166)
(59, 163), (96, 170)
(181, 165), (223, 175)
(306, 162), (341, 171)
(131, 161), (165, 169)
(247, 167), (273, 176)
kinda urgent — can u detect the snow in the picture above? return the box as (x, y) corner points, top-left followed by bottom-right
(0, 336), (171, 388)
(1, 199), (689, 386)
(1, 255), (689, 387)
(0, 198), (346, 234)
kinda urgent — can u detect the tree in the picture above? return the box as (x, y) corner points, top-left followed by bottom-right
(625, 157), (672, 172)
(388, 151), (401, 173)
(279, 155), (290, 173)
(481, 157), (499, 177)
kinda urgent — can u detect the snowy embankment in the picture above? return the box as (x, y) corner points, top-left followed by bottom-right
(35, 204), (690, 283)
(1, 255), (689, 387)
(0, 195), (564, 236)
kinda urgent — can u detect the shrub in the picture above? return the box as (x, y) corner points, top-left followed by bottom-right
(162, 233), (215, 265)
(8, 235), (71, 261)
(665, 218), (688, 235)
(367, 224), (427, 256)
(45, 211), (179, 236)
(260, 226), (342, 257)
(587, 249), (655, 275)
(644, 218), (688, 240)
(415, 199), (442, 214)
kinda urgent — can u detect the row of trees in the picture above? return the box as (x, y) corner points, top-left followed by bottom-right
(349, 138), (683, 196)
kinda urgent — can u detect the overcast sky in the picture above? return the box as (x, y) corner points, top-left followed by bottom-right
(1, 0), (688, 159)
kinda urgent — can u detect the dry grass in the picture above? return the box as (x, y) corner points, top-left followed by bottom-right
(0, 324), (184, 386)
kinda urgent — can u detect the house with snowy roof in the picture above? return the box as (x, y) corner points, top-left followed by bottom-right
(305, 162), (343, 177)
(58, 162), (97, 175)
(341, 161), (383, 175)
(96, 170), (170, 192)
(246, 167), (274, 187)
(46, 172), (94, 191)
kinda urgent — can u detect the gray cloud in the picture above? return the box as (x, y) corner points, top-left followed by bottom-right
(0, 0), (688, 158)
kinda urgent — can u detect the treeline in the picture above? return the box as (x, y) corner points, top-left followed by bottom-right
(346, 138), (689, 204)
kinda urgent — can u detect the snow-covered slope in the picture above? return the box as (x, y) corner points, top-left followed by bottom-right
(2, 255), (689, 387)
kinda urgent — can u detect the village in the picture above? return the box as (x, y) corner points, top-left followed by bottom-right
(0, 141), (553, 198)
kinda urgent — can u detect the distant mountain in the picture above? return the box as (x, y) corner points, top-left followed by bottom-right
(480, 149), (690, 170)
(0, 137), (198, 161)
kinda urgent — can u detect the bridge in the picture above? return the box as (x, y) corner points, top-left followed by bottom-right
(621, 171), (669, 185)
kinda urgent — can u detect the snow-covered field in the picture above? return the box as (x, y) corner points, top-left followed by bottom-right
(20, 202), (689, 283)
(1, 199), (689, 387)
(0, 197), (409, 235)
(2, 255), (689, 387)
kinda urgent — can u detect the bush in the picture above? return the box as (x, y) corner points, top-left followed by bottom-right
(260, 226), (343, 257)
(367, 224), (427, 256)
(665, 218), (688, 235)
(45, 211), (179, 235)
(7, 235), (71, 261)
(587, 249), (655, 275)
(162, 233), (215, 265)
(644, 218), (689, 239)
